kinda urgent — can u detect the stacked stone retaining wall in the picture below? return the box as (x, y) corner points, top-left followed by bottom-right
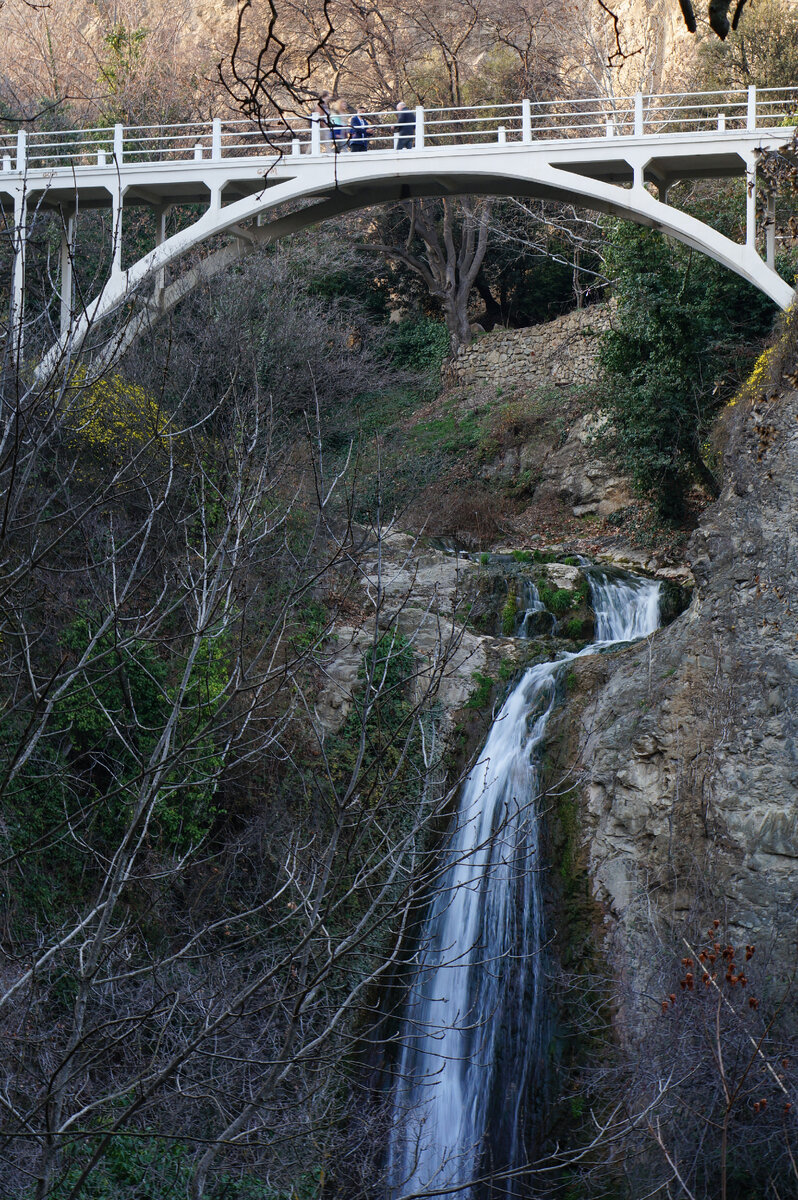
(444, 302), (613, 390)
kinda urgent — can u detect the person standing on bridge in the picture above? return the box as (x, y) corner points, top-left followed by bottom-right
(394, 101), (415, 150)
(331, 99), (350, 150)
(349, 105), (370, 152)
(313, 91), (333, 152)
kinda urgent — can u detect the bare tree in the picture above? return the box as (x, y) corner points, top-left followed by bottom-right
(0, 174), (490, 1199)
(0, 0), (208, 126)
(548, 908), (798, 1200)
(356, 197), (491, 351)
(217, 0), (573, 353)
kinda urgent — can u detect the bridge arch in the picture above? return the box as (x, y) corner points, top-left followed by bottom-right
(34, 129), (796, 373)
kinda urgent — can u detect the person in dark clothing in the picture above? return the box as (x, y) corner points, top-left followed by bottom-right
(349, 106), (369, 152)
(395, 101), (415, 149)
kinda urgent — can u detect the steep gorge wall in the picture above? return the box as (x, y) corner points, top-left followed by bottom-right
(561, 342), (798, 984)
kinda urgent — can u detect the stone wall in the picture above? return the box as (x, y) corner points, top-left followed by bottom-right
(444, 303), (613, 391)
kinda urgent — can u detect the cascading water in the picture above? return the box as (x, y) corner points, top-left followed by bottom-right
(386, 568), (662, 1199)
(517, 579), (554, 638)
(589, 569), (662, 644)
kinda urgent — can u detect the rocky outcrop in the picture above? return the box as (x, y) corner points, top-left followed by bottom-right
(562, 370), (798, 976)
(474, 405), (635, 519)
(314, 534), (528, 734)
(531, 412), (635, 518)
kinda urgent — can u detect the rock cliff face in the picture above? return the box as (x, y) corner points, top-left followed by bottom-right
(566, 367), (797, 974)
(576, 0), (704, 98)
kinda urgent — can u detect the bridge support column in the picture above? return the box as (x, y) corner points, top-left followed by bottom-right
(746, 156), (757, 249)
(765, 191), (776, 268)
(630, 153), (647, 191)
(59, 211), (75, 338)
(10, 129), (27, 360)
(10, 190), (26, 361)
(111, 188), (124, 277)
(154, 206), (170, 305)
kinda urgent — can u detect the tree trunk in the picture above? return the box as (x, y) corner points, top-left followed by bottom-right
(442, 289), (474, 354)
(475, 275), (503, 329)
(356, 196), (493, 356)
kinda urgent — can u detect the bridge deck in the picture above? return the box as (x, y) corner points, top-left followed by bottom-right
(6, 85), (796, 371)
(0, 86), (795, 211)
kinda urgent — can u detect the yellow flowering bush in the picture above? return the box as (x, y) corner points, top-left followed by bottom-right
(735, 344), (777, 404)
(60, 368), (194, 484)
(66, 369), (170, 458)
(732, 302), (798, 409)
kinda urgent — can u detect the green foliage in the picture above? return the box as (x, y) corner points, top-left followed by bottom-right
(57, 617), (167, 750)
(465, 672), (494, 710)
(410, 409), (481, 454)
(350, 386), (431, 440)
(0, 735), (80, 929)
(40, 1133), (292, 1199)
(305, 264), (388, 315)
(498, 658), (516, 682)
(557, 791), (579, 886)
(599, 210), (776, 519)
(52, 613), (228, 851)
(101, 24), (147, 96)
(563, 617), (586, 640)
(479, 551), (491, 566)
(325, 632), (418, 802)
(539, 583), (574, 615)
(383, 317), (450, 373)
(501, 587), (518, 635)
(572, 577), (590, 607)
(290, 600), (330, 652)
(510, 549), (533, 563)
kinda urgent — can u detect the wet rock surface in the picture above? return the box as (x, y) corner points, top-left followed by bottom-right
(314, 534), (528, 735)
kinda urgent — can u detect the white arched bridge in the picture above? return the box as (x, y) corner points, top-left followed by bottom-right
(3, 85), (797, 367)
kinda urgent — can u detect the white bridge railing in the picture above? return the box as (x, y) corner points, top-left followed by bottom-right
(1, 86), (797, 172)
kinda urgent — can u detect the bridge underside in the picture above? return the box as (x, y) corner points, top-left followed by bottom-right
(18, 131), (793, 374)
(7, 143), (755, 210)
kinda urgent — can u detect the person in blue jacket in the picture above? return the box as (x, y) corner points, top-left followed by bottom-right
(349, 106), (370, 152)
(395, 102), (415, 149)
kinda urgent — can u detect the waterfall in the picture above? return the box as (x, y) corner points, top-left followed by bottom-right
(517, 579), (553, 638)
(386, 569), (662, 1200)
(589, 568), (662, 644)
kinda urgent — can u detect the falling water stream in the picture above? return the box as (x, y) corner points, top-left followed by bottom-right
(386, 569), (662, 1199)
